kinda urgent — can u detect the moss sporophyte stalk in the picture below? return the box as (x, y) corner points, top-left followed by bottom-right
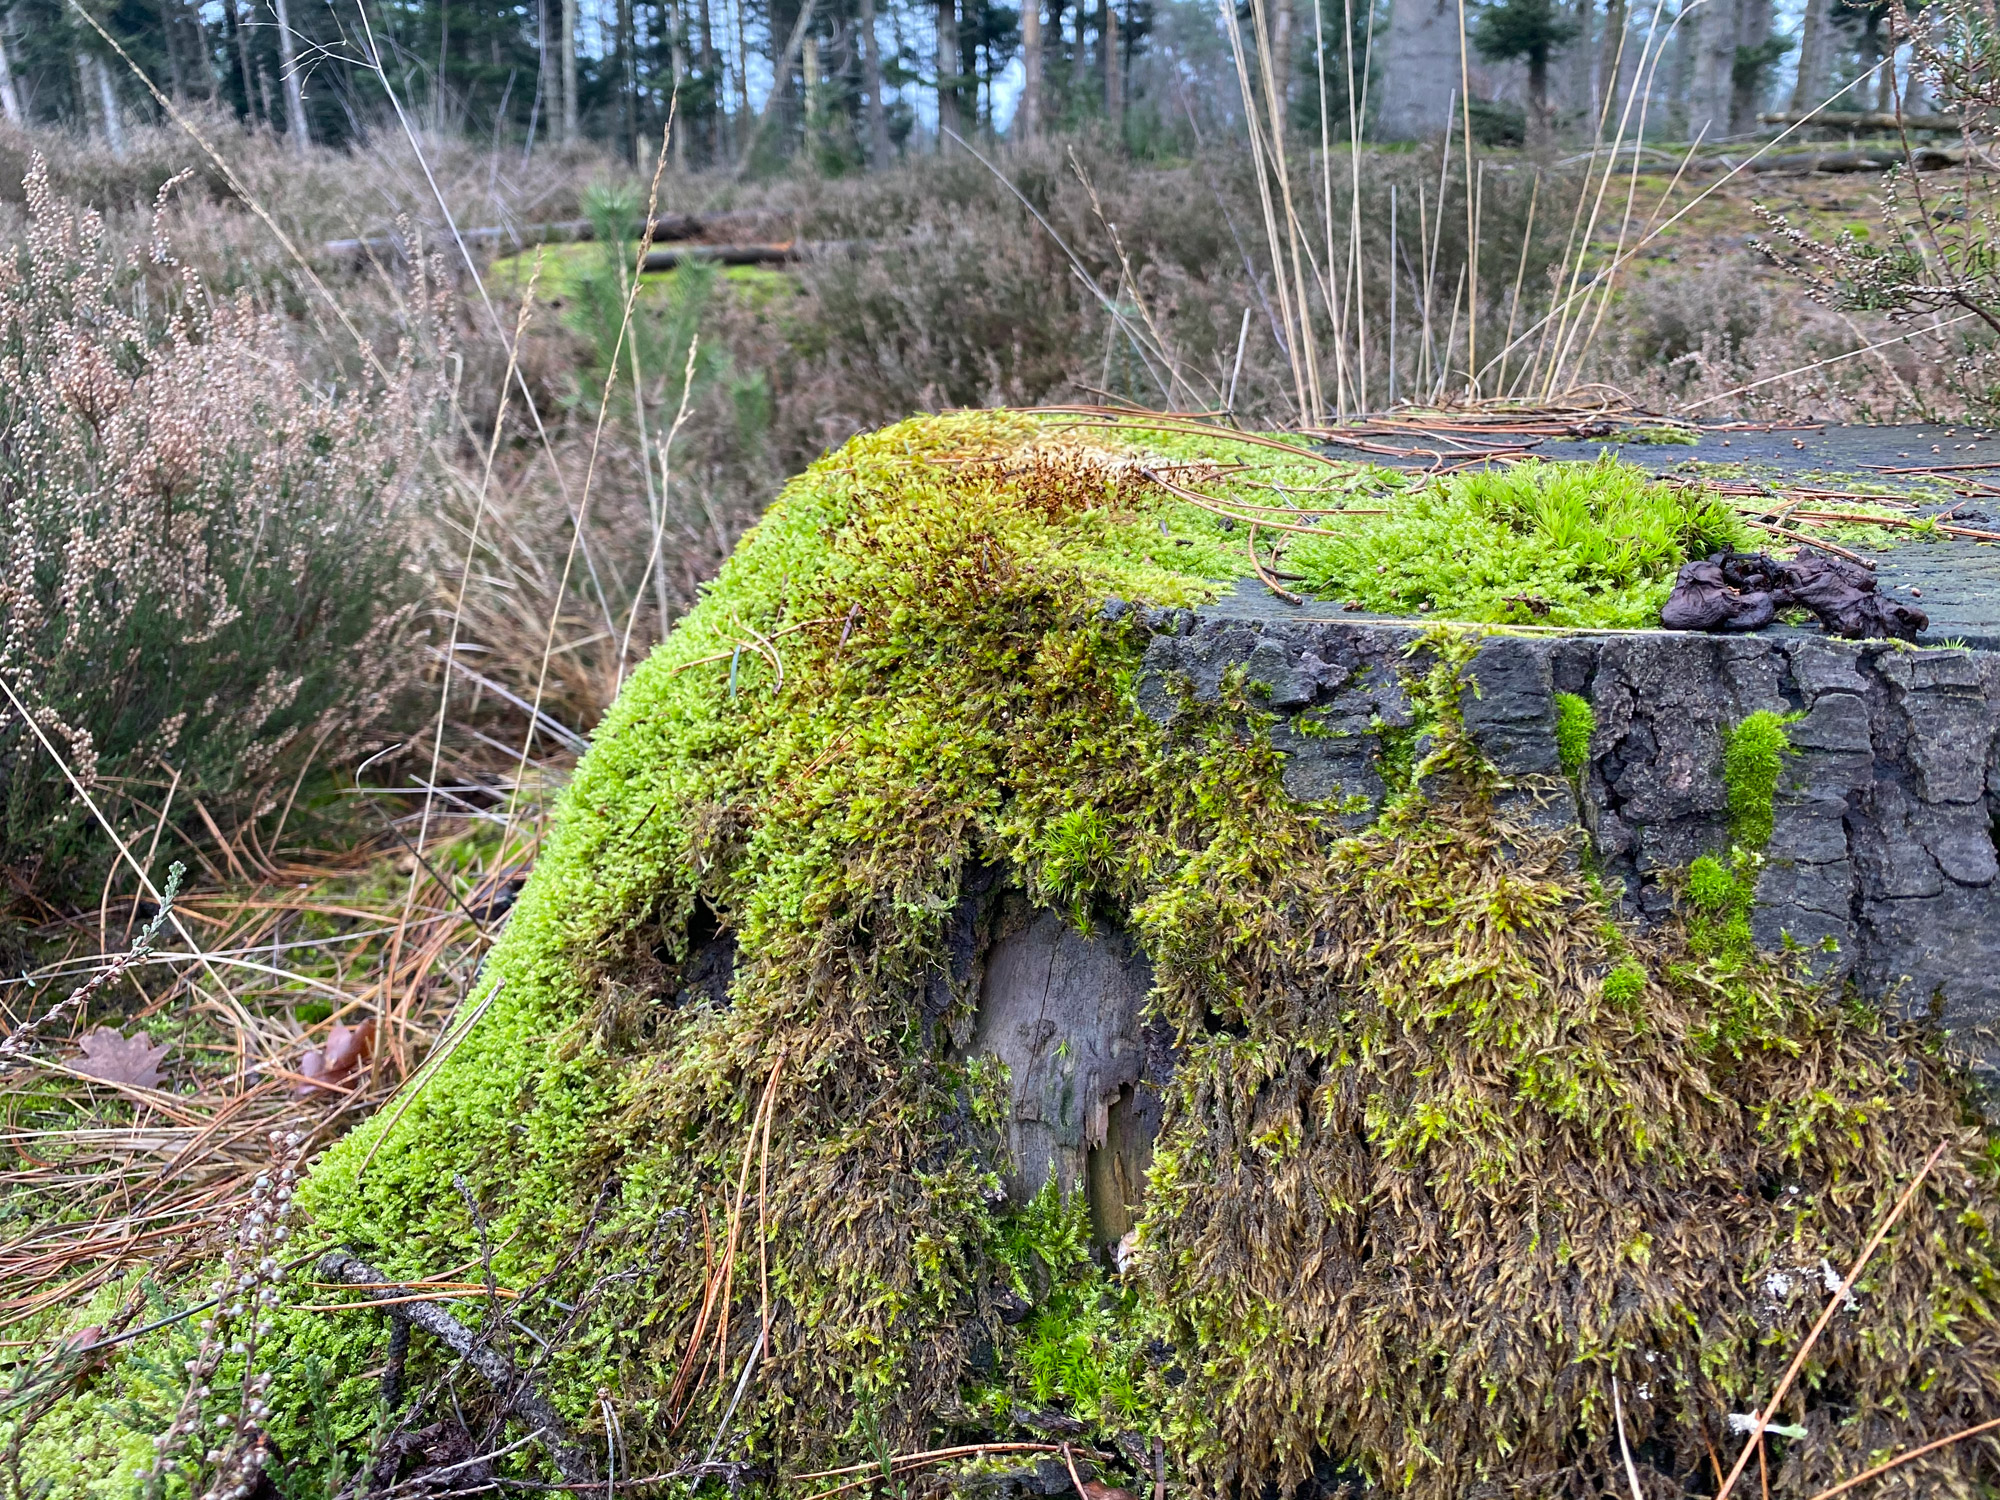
(23, 415), (2000, 1500)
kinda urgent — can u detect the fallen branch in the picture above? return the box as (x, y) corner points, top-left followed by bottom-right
(316, 1250), (595, 1484)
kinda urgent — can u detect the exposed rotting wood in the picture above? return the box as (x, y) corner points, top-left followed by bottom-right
(314, 1250), (597, 1484)
(967, 905), (1170, 1240)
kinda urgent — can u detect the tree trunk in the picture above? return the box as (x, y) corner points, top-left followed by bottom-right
(0, 27), (23, 125)
(803, 31), (820, 150)
(1682, 0), (1735, 141)
(861, 0), (890, 163)
(562, 0), (579, 139)
(1728, 0), (1771, 132)
(231, 0), (261, 123)
(1788, 0), (1830, 111)
(1105, 0), (1121, 135)
(1019, 0), (1040, 141)
(617, 0), (637, 163)
(90, 53), (126, 156)
(671, 0), (688, 166)
(1528, 53), (1550, 145)
(734, 0), (752, 133)
(1376, 0), (1462, 139)
(271, 0), (309, 152)
(936, 0), (959, 142)
(1270, 0), (1290, 115)
(699, 0), (720, 157)
(1597, 0), (1627, 130)
(190, 2), (218, 99)
(160, 0), (187, 99)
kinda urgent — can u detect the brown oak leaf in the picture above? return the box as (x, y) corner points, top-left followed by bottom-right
(296, 1019), (375, 1096)
(73, 1027), (170, 1090)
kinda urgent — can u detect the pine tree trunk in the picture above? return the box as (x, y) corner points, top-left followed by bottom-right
(1682, 0), (1734, 141)
(232, 0), (261, 123)
(1270, 0), (1289, 116)
(803, 31), (820, 151)
(734, 0), (751, 131)
(190, 2), (218, 98)
(1728, 0), (1770, 132)
(618, 0), (637, 163)
(1597, 0), (1627, 130)
(0, 26), (23, 124)
(1019, 0), (1040, 141)
(1105, 0), (1121, 135)
(271, 0), (309, 152)
(160, 0), (187, 99)
(699, 0), (719, 157)
(91, 53), (127, 156)
(1376, 0), (1466, 139)
(936, 0), (959, 142)
(861, 0), (891, 163)
(562, 0), (579, 139)
(671, 0), (688, 166)
(1786, 0), (1823, 108)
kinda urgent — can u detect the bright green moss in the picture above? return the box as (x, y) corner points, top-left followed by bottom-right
(1677, 711), (1798, 971)
(1686, 854), (1741, 914)
(1723, 709), (1795, 850)
(1601, 960), (1647, 1004)
(1287, 457), (1746, 627)
(1553, 692), (1595, 778)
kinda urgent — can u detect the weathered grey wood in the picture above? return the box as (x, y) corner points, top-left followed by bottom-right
(969, 909), (1155, 1212)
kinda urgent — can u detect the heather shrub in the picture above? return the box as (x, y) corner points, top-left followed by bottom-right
(0, 155), (443, 901)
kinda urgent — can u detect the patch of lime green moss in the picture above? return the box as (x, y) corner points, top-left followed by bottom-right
(1553, 692), (1595, 778)
(1601, 960), (1647, 1004)
(1286, 458), (1746, 627)
(1723, 709), (1795, 850)
(1620, 423), (1700, 445)
(490, 240), (794, 303)
(1679, 710), (1799, 973)
(979, 1183), (1158, 1431)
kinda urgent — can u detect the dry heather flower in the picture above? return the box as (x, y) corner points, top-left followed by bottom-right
(0, 153), (447, 900)
(144, 1129), (304, 1500)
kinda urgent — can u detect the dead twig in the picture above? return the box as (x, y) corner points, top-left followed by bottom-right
(316, 1249), (595, 1483)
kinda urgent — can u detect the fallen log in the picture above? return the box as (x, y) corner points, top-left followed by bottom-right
(321, 210), (769, 263)
(637, 239), (859, 271)
(1759, 109), (1962, 131)
(1739, 144), (1968, 173)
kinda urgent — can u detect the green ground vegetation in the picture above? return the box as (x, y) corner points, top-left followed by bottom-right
(18, 416), (2000, 1500)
